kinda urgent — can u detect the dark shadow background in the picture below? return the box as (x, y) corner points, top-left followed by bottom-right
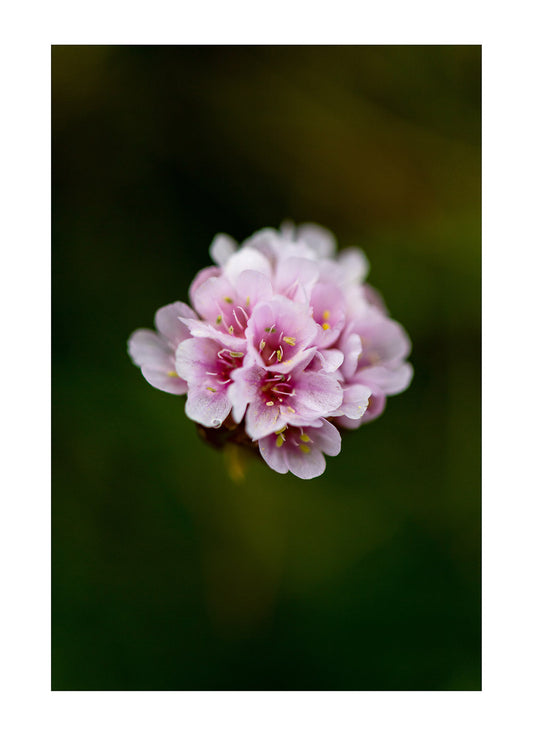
(52, 45), (481, 690)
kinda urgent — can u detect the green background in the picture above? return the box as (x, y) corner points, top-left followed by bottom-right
(52, 46), (481, 690)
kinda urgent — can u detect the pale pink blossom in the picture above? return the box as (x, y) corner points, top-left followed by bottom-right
(128, 223), (413, 479)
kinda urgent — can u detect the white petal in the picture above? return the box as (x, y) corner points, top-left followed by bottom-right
(223, 247), (272, 287)
(296, 223), (337, 258)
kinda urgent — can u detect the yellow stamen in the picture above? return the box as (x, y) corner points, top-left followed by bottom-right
(299, 444), (311, 454)
(300, 434), (310, 443)
(167, 371), (178, 377)
(229, 351), (244, 358)
(245, 296), (250, 306)
(322, 310), (330, 321)
(276, 349), (282, 362)
(266, 401), (274, 406)
(283, 336), (296, 346)
(286, 406), (296, 414)
(224, 296), (233, 303)
(265, 326), (276, 333)
(206, 387), (217, 392)
(276, 435), (284, 448)
(216, 315), (222, 324)
(322, 322), (330, 330)
(275, 426), (287, 435)
(228, 325), (234, 334)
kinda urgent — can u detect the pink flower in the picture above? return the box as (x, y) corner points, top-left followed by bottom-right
(227, 357), (343, 441)
(258, 419), (342, 480)
(244, 296), (319, 374)
(176, 337), (245, 428)
(127, 301), (197, 395)
(128, 223), (413, 479)
(335, 308), (413, 428)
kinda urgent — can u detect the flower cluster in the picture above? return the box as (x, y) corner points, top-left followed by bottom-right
(128, 223), (413, 479)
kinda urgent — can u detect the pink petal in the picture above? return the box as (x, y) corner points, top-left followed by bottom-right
(357, 363), (413, 395)
(175, 337), (221, 384)
(335, 388), (386, 428)
(309, 419), (342, 456)
(339, 383), (372, 420)
(190, 275), (236, 322)
(128, 329), (187, 395)
(245, 399), (287, 440)
(209, 233), (237, 266)
(274, 257), (319, 301)
(286, 444), (326, 480)
(310, 282), (347, 347)
(293, 371), (343, 419)
(179, 318), (246, 351)
(337, 248), (369, 285)
(189, 266), (221, 298)
(295, 223), (337, 259)
(140, 366), (188, 395)
(226, 363), (261, 423)
(258, 434), (290, 474)
(128, 329), (168, 368)
(359, 318), (412, 365)
(184, 386), (232, 428)
(155, 301), (197, 346)
(312, 348), (345, 373)
(339, 332), (363, 379)
(235, 269), (273, 307)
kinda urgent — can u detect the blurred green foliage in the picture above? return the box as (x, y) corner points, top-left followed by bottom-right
(52, 45), (480, 690)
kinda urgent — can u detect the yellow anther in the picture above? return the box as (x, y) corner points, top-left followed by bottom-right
(299, 444), (311, 454)
(276, 435), (284, 448)
(224, 296), (233, 303)
(283, 336), (296, 346)
(245, 296), (250, 306)
(259, 339), (266, 351)
(216, 315), (222, 324)
(300, 434), (311, 443)
(206, 387), (217, 392)
(275, 426), (288, 435)
(322, 322), (330, 330)
(276, 349), (282, 362)
(265, 326), (276, 333)
(228, 325), (234, 334)
(167, 371), (178, 377)
(286, 406), (296, 414)
(266, 401), (274, 406)
(323, 310), (330, 321)
(229, 351), (244, 358)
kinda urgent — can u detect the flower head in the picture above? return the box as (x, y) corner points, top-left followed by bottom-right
(128, 223), (413, 479)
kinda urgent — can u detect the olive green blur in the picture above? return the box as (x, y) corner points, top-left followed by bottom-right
(52, 46), (481, 690)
